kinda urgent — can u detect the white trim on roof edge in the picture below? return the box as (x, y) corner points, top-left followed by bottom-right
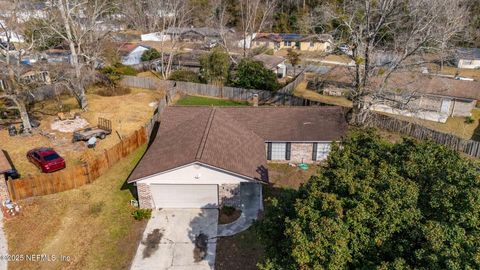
(130, 161), (259, 184)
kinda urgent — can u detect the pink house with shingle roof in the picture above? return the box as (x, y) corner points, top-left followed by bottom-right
(128, 106), (347, 209)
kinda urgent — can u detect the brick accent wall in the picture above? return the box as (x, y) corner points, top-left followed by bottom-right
(137, 183), (153, 209)
(291, 143), (314, 163)
(219, 183), (241, 208)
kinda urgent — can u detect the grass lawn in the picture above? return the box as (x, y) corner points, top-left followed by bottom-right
(386, 108), (480, 140)
(1, 88), (162, 176)
(215, 163), (320, 270)
(293, 81), (353, 108)
(5, 145), (148, 270)
(176, 95), (249, 106)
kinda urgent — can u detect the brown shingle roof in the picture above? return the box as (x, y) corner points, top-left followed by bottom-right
(252, 54), (285, 70)
(128, 106), (347, 182)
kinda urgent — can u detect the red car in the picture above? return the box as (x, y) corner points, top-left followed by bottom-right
(27, 148), (66, 173)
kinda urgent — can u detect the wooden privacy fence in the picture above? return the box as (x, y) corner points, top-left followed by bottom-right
(7, 128), (147, 201)
(367, 114), (480, 158)
(120, 73), (329, 107)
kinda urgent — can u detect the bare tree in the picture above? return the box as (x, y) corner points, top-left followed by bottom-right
(39, 0), (115, 110)
(325, 0), (468, 124)
(239, 0), (277, 57)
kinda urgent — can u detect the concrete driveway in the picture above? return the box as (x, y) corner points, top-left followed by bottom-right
(130, 209), (218, 270)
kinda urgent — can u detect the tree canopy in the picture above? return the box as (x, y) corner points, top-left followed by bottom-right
(231, 59), (279, 91)
(199, 47), (230, 85)
(141, 48), (161, 62)
(258, 129), (480, 270)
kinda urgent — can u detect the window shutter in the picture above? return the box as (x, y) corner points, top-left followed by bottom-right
(267, 142), (272, 160)
(286, 142), (291, 160)
(312, 143), (318, 161)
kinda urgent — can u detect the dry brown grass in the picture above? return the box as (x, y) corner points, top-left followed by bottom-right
(426, 63), (480, 80)
(1, 88), (163, 176)
(5, 146), (147, 270)
(267, 163), (320, 189)
(293, 81), (353, 108)
(385, 108), (480, 140)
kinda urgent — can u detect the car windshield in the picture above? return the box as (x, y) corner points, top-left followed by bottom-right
(44, 153), (60, 161)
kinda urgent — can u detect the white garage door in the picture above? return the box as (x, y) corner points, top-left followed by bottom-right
(150, 184), (218, 208)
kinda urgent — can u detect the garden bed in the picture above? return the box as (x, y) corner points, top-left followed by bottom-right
(218, 206), (242, 225)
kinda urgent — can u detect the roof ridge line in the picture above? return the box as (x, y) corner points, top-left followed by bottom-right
(195, 107), (216, 160)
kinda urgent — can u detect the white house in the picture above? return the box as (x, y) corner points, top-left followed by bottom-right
(118, 43), (150, 66)
(252, 54), (287, 78)
(140, 32), (171, 42)
(128, 106), (348, 209)
(457, 48), (480, 69)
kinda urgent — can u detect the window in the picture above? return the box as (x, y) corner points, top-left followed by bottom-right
(310, 41), (315, 48)
(284, 41), (291, 46)
(316, 143), (331, 160)
(267, 142), (291, 160)
(271, 143), (286, 160)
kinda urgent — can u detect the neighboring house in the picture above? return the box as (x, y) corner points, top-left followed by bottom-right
(368, 73), (480, 123)
(0, 64), (51, 91)
(163, 27), (222, 43)
(141, 31), (171, 42)
(456, 48), (480, 69)
(118, 43), (150, 66)
(43, 49), (72, 64)
(19, 70), (51, 85)
(253, 54), (286, 78)
(250, 33), (333, 52)
(128, 106), (347, 209)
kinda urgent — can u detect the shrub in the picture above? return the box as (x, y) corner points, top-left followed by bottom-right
(100, 63), (138, 86)
(169, 70), (202, 83)
(221, 205), (236, 216)
(141, 48), (161, 62)
(132, 208), (152, 221)
(231, 59), (280, 91)
(465, 116), (475, 124)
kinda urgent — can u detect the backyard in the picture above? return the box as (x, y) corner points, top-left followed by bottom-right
(293, 81), (352, 108)
(215, 163), (320, 270)
(0, 88), (162, 176)
(4, 146), (148, 270)
(175, 95), (249, 106)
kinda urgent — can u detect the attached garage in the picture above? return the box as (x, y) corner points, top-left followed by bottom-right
(150, 184), (218, 209)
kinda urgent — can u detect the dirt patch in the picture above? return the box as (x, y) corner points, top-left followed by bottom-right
(142, 229), (163, 259)
(193, 233), (208, 262)
(267, 163), (320, 189)
(219, 208), (241, 225)
(215, 229), (264, 270)
(50, 118), (89, 133)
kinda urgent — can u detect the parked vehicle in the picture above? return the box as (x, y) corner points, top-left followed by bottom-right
(27, 148), (66, 173)
(72, 117), (112, 142)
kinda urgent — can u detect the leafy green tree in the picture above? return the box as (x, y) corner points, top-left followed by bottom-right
(231, 59), (279, 91)
(286, 48), (301, 76)
(258, 129), (480, 270)
(199, 47), (230, 85)
(141, 48), (161, 62)
(169, 70), (201, 83)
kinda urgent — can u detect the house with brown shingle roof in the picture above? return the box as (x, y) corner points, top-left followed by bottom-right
(128, 106), (347, 209)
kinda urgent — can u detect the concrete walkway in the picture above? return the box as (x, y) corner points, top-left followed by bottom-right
(217, 183), (263, 237)
(130, 209), (218, 270)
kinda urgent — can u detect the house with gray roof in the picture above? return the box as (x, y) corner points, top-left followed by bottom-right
(457, 48), (480, 69)
(128, 106), (347, 209)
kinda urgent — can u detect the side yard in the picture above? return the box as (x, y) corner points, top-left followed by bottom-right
(4, 145), (148, 270)
(175, 95), (249, 106)
(1, 88), (162, 176)
(293, 81), (352, 107)
(215, 163), (320, 270)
